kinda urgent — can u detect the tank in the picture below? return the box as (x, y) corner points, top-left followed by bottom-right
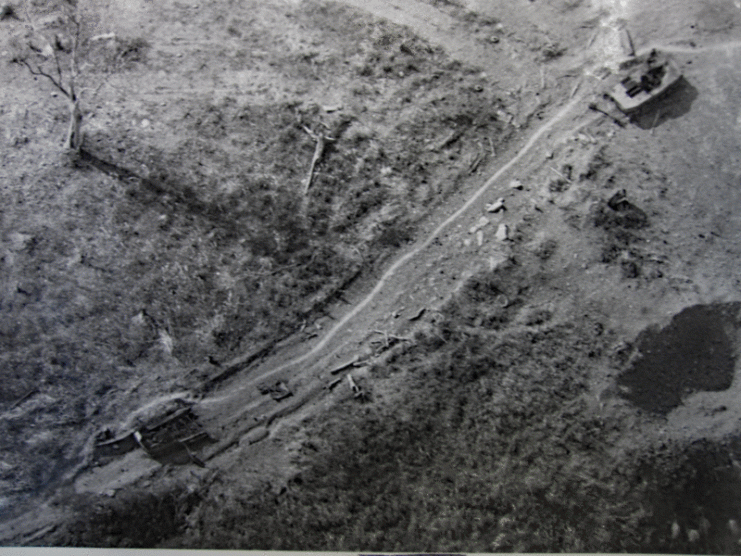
(608, 50), (682, 113)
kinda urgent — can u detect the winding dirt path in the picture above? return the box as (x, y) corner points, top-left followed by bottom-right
(233, 95), (584, 387)
(201, 33), (741, 451)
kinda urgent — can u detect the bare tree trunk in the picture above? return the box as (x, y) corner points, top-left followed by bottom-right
(66, 97), (82, 151)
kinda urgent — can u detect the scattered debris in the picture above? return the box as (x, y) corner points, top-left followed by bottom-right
(486, 197), (506, 213)
(588, 101), (626, 128)
(495, 223), (509, 241)
(549, 166), (571, 183)
(95, 406), (214, 467)
(329, 356), (362, 375)
(509, 179), (524, 190)
(470, 216), (490, 234)
(346, 374), (365, 399)
(488, 253), (508, 271)
(371, 329), (412, 348)
(90, 32), (117, 42)
(177, 439), (206, 467)
(604, 189), (649, 228)
(429, 127), (465, 151)
(258, 381), (293, 401)
(93, 430), (138, 460)
(327, 377), (343, 390)
(476, 229), (484, 246)
(468, 151), (484, 174)
(408, 307), (426, 321)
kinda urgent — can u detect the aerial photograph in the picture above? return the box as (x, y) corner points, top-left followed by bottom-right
(1, 0), (740, 552)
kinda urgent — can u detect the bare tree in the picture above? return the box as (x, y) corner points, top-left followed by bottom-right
(11, 0), (86, 151)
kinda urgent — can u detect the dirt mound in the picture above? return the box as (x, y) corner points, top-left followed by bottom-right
(617, 302), (740, 415)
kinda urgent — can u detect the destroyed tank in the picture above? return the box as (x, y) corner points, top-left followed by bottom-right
(608, 49), (682, 113)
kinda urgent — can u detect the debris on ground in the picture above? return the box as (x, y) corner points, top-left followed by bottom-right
(595, 189), (649, 229)
(470, 216), (490, 234)
(486, 197), (506, 213)
(329, 356), (363, 375)
(346, 374), (365, 400)
(588, 101), (627, 128)
(495, 223), (509, 241)
(408, 307), (426, 321)
(258, 381), (293, 401)
(95, 405), (212, 467)
(509, 179), (524, 190)
(327, 377), (343, 390)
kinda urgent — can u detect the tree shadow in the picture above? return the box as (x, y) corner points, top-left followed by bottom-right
(631, 76), (699, 130)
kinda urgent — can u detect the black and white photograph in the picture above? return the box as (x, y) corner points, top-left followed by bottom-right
(1, 0), (741, 552)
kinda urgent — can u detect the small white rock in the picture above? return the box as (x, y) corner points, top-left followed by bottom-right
(476, 230), (484, 246)
(141, 119), (150, 128)
(728, 519), (739, 535)
(489, 253), (507, 271)
(671, 521), (681, 540)
(495, 223), (508, 242)
(687, 529), (700, 543)
(486, 198), (506, 213)
(463, 238), (471, 247)
(468, 226), (478, 235)
(478, 216), (489, 228)
(91, 32), (117, 41)
(509, 179), (523, 190)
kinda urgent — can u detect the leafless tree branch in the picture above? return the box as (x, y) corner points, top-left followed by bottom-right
(18, 58), (71, 98)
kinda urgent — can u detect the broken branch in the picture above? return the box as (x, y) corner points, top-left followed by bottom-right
(19, 59), (71, 98)
(301, 125), (334, 194)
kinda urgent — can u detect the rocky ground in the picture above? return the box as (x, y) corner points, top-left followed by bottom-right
(1, 0), (741, 551)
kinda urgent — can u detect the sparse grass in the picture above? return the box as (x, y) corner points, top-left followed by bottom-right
(149, 265), (655, 551)
(0, 0), (515, 519)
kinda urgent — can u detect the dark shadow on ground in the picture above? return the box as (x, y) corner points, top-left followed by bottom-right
(632, 77), (699, 130)
(617, 302), (740, 415)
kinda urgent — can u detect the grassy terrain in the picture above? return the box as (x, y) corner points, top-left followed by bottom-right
(0, 0), (514, 517)
(47, 260), (732, 553)
(44, 260), (663, 550)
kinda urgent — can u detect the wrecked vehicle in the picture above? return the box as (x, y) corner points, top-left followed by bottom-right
(93, 396), (213, 466)
(608, 50), (682, 113)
